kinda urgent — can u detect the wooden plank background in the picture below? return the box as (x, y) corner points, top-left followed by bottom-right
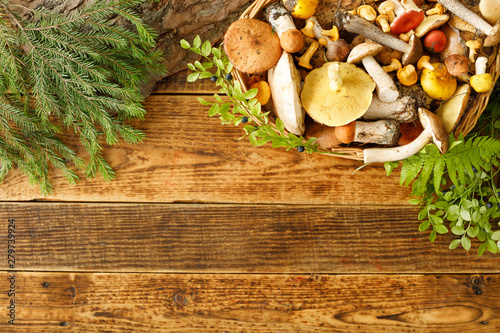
(0, 70), (498, 331)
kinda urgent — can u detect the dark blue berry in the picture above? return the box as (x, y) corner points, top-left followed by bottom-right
(241, 116), (248, 124)
(450, 185), (456, 190)
(297, 146), (305, 152)
(472, 166), (478, 173)
(442, 190), (449, 195)
(487, 202), (493, 208)
(225, 73), (233, 81)
(210, 75), (217, 82)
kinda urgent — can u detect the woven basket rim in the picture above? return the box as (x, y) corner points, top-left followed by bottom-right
(233, 0), (500, 161)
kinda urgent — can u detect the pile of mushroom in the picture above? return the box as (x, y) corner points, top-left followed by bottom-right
(222, 0), (500, 163)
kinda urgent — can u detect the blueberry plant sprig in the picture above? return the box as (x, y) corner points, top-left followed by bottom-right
(180, 36), (320, 153)
(385, 83), (500, 255)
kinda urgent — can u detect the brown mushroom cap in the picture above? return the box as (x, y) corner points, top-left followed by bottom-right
(402, 34), (423, 66)
(280, 29), (305, 53)
(444, 54), (470, 76)
(223, 19), (282, 74)
(419, 107), (449, 153)
(347, 40), (384, 64)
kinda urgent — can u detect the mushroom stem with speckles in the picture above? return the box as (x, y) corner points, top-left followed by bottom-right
(437, 0), (500, 46)
(363, 107), (448, 163)
(362, 95), (417, 123)
(336, 11), (423, 65)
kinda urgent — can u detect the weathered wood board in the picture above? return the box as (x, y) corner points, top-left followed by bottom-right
(0, 94), (412, 204)
(0, 272), (497, 332)
(1, 203), (497, 273)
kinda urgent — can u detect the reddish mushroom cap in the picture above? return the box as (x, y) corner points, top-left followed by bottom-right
(390, 10), (425, 34)
(423, 30), (447, 53)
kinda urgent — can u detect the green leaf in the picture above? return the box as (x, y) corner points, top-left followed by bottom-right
(429, 230), (437, 242)
(451, 225), (465, 235)
(418, 208), (428, 220)
(449, 239), (461, 250)
(193, 35), (202, 48)
(486, 239), (498, 253)
(409, 198), (422, 205)
(197, 97), (212, 106)
(244, 88), (259, 100)
(478, 243), (487, 256)
(276, 118), (285, 133)
(434, 224), (448, 234)
(187, 72), (200, 82)
(180, 39), (190, 49)
(384, 161), (399, 176)
(201, 40), (212, 57)
(418, 220), (430, 231)
(208, 103), (220, 117)
(212, 47), (222, 59)
(429, 214), (443, 225)
(199, 71), (213, 79)
(491, 230), (500, 241)
(460, 209), (471, 221)
(461, 237), (471, 251)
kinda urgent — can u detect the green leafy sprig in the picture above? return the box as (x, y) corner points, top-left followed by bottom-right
(386, 105), (500, 255)
(180, 36), (322, 153)
(0, 0), (166, 194)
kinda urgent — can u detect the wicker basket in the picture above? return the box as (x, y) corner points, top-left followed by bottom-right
(232, 0), (500, 161)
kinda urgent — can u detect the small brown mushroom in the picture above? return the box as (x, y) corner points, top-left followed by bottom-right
(444, 54), (470, 76)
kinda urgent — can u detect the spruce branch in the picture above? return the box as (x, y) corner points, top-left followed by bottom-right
(0, 0), (166, 194)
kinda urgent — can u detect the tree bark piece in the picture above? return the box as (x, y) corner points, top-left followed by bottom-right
(12, 0), (253, 96)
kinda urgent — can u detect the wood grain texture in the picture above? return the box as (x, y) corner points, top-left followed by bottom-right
(1, 202), (497, 273)
(0, 95), (412, 203)
(0, 272), (498, 332)
(152, 70), (219, 95)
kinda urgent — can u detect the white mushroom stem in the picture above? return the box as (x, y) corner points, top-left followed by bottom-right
(354, 120), (400, 145)
(363, 125), (432, 163)
(328, 62), (343, 91)
(363, 108), (448, 163)
(437, 0), (492, 35)
(362, 95), (417, 123)
(266, 7), (297, 37)
(475, 55), (488, 75)
(361, 56), (399, 103)
(268, 52), (305, 135)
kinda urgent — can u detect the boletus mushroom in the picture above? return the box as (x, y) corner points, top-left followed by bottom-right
(264, 3), (304, 53)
